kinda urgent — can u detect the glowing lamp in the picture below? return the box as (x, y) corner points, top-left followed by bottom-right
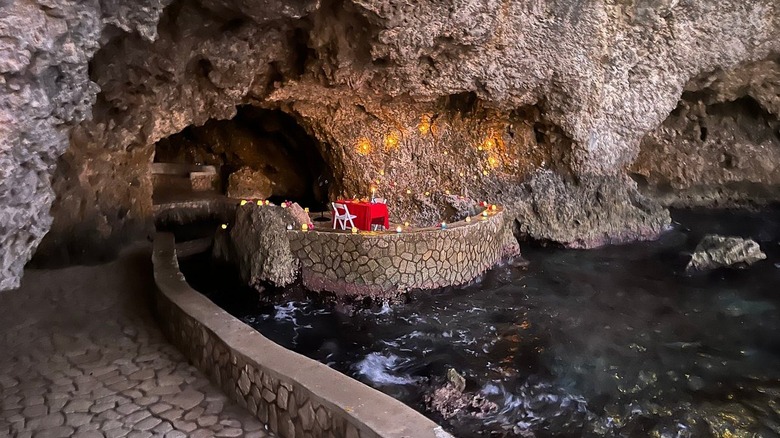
(404, 222), (410, 227)
(465, 216), (471, 223)
(304, 207), (310, 213)
(257, 200), (262, 206)
(281, 202), (287, 208)
(396, 226), (402, 233)
(482, 211), (489, 217)
(424, 191), (430, 196)
(418, 115), (431, 135)
(286, 224), (293, 230)
(491, 204), (497, 211)
(301, 223), (309, 231)
(357, 138), (372, 155)
(406, 189), (412, 195)
(384, 132), (399, 150)
(440, 222), (447, 229)
(483, 170), (489, 176)
(240, 200), (247, 206)
(351, 227), (358, 234)
(221, 224), (228, 230)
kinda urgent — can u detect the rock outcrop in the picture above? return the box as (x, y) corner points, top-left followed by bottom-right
(220, 204), (307, 289)
(2, 0), (780, 289)
(686, 234), (767, 272)
(226, 167), (273, 200)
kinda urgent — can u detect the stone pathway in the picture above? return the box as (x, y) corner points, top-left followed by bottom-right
(0, 245), (271, 438)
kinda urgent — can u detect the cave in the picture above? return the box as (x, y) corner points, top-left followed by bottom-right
(3, 1), (780, 437)
(152, 105), (333, 210)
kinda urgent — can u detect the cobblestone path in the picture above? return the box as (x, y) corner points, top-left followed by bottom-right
(0, 245), (270, 438)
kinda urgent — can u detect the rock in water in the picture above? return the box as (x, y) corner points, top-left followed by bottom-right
(446, 368), (466, 393)
(686, 235), (766, 272)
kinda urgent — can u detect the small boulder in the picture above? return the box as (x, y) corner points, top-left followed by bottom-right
(686, 234), (766, 272)
(227, 167), (273, 199)
(425, 369), (496, 420)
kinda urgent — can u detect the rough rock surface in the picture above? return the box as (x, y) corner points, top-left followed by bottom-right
(2, 0), (780, 289)
(0, 0), (169, 289)
(512, 171), (671, 248)
(225, 204), (303, 289)
(227, 167), (274, 200)
(633, 58), (780, 207)
(686, 234), (767, 272)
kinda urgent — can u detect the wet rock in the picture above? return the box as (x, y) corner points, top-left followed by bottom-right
(226, 167), (273, 200)
(425, 371), (496, 420)
(686, 234), (766, 272)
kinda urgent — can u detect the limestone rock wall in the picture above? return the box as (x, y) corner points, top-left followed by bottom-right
(632, 58), (780, 207)
(0, 0), (168, 288)
(2, 0), (780, 289)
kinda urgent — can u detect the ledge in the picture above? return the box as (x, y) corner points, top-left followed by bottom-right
(152, 232), (451, 438)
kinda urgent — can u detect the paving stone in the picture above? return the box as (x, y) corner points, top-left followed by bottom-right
(126, 432), (152, 438)
(28, 413), (65, 429)
(105, 428), (131, 438)
(22, 403), (48, 418)
(171, 419), (197, 433)
(152, 421), (173, 435)
(116, 403), (141, 416)
(123, 410), (151, 426)
(167, 390), (204, 411)
(158, 408), (183, 422)
(216, 428), (244, 437)
(72, 431), (104, 438)
(127, 369), (154, 381)
(32, 426), (74, 438)
(66, 413), (93, 427)
(197, 415), (218, 427)
(183, 406), (204, 421)
(63, 400), (92, 414)
(149, 402), (171, 415)
(164, 431), (187, 438)
(132, 416), (161, 432)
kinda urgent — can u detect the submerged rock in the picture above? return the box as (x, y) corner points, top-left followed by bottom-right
(686, 234), (766, 272)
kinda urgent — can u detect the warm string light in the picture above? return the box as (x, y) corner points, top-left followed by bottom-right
(418, 115), (431, 135)
(357, 138), (371, 155)
(465, 216), (471, 223)
(383, 132), (400, 150)
(351, 227), (358, 234)
(396, 226), (403, 233)
(240, 200), (247, 206)
(301, 223), (309, 231)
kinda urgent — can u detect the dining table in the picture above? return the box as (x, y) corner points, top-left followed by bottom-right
(335, 199), (390, 231)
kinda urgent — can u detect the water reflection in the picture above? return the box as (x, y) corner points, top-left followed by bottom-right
(184, 208), (780, 437)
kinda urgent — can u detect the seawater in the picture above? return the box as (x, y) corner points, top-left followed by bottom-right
(182, 208), (780, 437)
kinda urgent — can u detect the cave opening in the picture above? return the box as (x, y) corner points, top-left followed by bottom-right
(152, 105), (334, 211)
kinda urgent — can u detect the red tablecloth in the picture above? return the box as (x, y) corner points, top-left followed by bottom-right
(334, 200), (389, 231)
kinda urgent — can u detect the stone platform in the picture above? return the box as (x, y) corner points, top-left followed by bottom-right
(0, 245), (271, 438)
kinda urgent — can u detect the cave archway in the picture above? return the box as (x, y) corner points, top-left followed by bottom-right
(153, 105), (333, 210)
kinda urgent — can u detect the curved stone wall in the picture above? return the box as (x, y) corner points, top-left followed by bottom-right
(287, 208), (520, 298)
(152, 233), (450, 438)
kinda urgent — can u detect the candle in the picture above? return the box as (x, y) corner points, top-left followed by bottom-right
(304, 207), (310, 213)
(281, 202), (287, 208)
(490, 204), (497, 211)
(257, 200), (262, 206)
(351, 227), (358, 234)
(396, 226), (402, 233)
(301, 223), (309, 231)
(286, 224), (293, 230)
(465, 216), (471, 223)
(240, 200), (247, 206)
(221, 224), (228, 230)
